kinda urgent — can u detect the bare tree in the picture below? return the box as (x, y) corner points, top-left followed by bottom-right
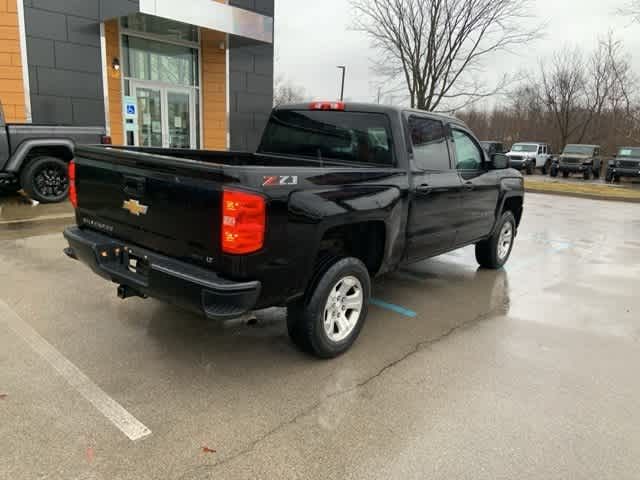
(274, 76), (306, 107)
(618, 0), (640, 23)
(351, 0), (541, 112)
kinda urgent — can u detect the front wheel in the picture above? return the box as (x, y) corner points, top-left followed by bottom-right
(526, 162), (534, 175)
(476, 211), (516, 269)
(20, 156), (69, 203)
(550, 165), (558, 177)
(287, 257), (371, 358)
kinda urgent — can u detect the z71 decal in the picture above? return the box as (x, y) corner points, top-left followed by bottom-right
(262, 175), (299, 186)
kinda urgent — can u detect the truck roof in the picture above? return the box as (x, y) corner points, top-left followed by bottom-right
(275, 102), (467, 128)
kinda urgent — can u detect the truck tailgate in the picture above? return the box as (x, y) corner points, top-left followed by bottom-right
(74, 152), (227, 264)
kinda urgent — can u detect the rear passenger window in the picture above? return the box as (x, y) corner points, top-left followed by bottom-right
(408, 116), (451, 171)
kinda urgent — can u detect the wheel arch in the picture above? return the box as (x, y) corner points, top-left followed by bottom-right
(6, 139), (75, 173)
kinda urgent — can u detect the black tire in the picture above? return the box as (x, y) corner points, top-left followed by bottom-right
(583, 169), (591, 180)
(287, 256), (371, 359)
(562, 171), (569, 178)
(525, 162), (534, 175)
(593, 168), (600, 180)
(550, 165), (558, 177)
(475, 211), (516, 270)
(542, 160), (550, 175)
(20, 156), (69, 203)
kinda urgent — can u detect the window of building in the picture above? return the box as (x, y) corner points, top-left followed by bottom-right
(122, 36), (199, 87)
(408, 116), (451, 171)
(122, 14), (199, 43)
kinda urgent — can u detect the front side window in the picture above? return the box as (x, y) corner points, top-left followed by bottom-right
(259, 110), (394, 166)
(452, 129), (483, 170)
(408, 116), (450, 171)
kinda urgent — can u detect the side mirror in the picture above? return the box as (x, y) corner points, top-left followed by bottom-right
(490, 153), (510, 170)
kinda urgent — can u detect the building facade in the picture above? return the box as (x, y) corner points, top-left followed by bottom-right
(0, 0), (274, 151)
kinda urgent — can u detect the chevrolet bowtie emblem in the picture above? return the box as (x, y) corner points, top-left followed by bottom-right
(122, 199), (149, 216)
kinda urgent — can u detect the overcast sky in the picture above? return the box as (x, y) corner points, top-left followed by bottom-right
(274, 0), (640, 106)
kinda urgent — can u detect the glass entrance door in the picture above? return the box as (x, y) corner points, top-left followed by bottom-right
(135, 86), (163, 147)
(132, 82), (196, 148)
(166, 89), (192, 148)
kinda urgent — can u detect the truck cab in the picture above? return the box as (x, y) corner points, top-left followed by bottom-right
(506, 142), (552, 175)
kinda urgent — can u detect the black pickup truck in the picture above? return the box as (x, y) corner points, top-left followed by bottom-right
(63, 102), (524, 358)
(0, 101), (105, 202)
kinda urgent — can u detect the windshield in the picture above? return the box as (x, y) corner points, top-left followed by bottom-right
(563, 145), (595, 155)
(258, 110), (394, 166)
(617, 147), (640, 159)
(511, 144), (537, 153)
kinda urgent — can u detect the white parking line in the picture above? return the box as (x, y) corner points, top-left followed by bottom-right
(0, 299), (151, 441)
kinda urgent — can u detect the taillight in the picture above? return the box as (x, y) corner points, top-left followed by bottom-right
(221, 189), (265, 255)
(310, 101), (345, 111)
(68, 160), (78, 208)
(101, 135), (112, 145)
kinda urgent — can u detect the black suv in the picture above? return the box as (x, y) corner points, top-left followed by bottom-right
(606, 147), (640, 182)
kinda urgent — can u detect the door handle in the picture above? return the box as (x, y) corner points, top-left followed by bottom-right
(416, 184), (432, 195)
(462, 182), (474, 191)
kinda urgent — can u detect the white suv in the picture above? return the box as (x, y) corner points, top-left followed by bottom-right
(506, 143), (553, 175)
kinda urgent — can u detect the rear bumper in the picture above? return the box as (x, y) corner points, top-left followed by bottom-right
(63, 226), (261, 320)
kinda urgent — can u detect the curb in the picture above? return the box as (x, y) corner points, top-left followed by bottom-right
(525, 181), (640, 203)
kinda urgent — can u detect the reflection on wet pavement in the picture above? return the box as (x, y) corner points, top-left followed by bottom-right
(0, 193), (639, 480)
(0, 192), (74, 240)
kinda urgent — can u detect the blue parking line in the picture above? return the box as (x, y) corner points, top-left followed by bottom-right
(370, 298), (417, 318)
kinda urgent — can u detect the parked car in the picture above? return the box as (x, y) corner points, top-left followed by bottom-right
(480, 141), (508, 156)
(550, 144), (602, 180)
(0, 101), (106, 202)
(63, 102), (524, 358)
(506, 142), (553, 175)
(606, 147), (640, 182)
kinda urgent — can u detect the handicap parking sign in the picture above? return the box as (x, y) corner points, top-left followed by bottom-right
(126, 104), (136, 115)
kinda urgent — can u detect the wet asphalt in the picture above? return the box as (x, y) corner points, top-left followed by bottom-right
(1, 192), (639, 479)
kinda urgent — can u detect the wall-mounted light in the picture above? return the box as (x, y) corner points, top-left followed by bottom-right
(219, 41), (226, 51)
(112, 58), (120, 72)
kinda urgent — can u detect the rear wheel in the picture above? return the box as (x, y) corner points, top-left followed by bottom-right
(20, 156), (69, 203)
(476, 211), (516, 269)
(287, 256), (370, 358)
(583, 169), (591, 180)
(562, 171), (569, 178)
(593, 167), (600, 180)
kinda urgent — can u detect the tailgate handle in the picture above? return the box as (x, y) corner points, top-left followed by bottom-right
(123, 176), (146, 197)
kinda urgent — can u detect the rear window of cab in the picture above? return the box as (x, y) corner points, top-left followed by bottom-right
(258, 110), (394, 166)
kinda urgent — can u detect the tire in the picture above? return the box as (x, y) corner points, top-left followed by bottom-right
(583, 170), (591, 180)
(475, 211), (516, 270)
(525, 162), (534, 175)
(605, 170), (613, 182)
(20, 156), (69, 203)
(287, 256), (371, 358)
(542, 160), (550, 175)
(550, 165), (558, 177)
(593, 168), (600, 180)
(562, 171), (569, 178)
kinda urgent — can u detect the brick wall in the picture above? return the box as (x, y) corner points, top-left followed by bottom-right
(23, 0), (138, 126)
(0, 0), (26, 122)
(228, 0), (274, 151)
(201, 28), (227, 150)
(104, 19), (123, 144)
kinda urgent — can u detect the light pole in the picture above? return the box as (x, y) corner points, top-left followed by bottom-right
(337, 66), (346, 101)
